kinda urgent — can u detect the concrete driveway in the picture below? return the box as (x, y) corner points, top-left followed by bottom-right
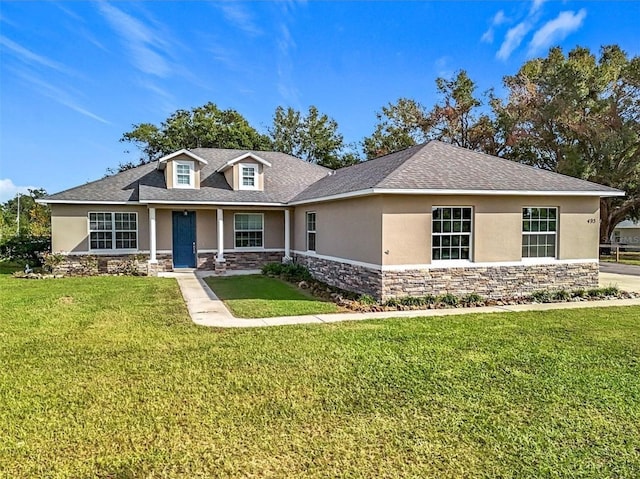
(600, 262), (640, 292)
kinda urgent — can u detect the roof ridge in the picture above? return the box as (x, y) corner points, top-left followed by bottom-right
(428, 140), (609, 189)
(374, 142), (432, 187)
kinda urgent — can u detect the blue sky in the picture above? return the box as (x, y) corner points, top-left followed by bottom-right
(0, 0), (638, 201)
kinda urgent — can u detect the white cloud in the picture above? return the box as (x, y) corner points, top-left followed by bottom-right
(530, 0), (547, 15)
(528, 9), (587, 55)
(497, 22), (532, 60)
(217, 2), (262, 36)
(13, 70), (110, 124)
(97, 2), (171, 77)
(0, 179), (38, 203)
(481, 10), (508, 43)
(0, 35), (73, 75)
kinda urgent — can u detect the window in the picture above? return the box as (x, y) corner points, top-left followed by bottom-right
(432, 207), (472, 261)
(174, 160), (193, 188)
(522, 207), (557, 258)
(234, 213), (263, 248)
(306, 212), (316, 251)
(239, 164), (258, 190)
(89, 212), (137, 250)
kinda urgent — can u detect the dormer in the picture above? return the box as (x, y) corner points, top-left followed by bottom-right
(157, 150), (208, 189)
(216, 152), (272, 191)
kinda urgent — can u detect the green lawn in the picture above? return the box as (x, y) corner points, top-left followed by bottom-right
(204, 274), (342, 317)
(1, 270), (640, 477)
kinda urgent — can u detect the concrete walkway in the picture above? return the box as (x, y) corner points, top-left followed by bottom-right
(160, 269), (640, 328)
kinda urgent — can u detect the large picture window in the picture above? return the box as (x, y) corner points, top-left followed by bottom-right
(522, 207), (557, 258)
(306, 212), (316, 251)
(234, 213), (263, 248)
(432, 207), (472, 261)
(89, 212), (137, 250)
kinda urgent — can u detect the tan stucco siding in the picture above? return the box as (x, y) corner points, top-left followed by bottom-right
(556, 196), (600, 260)
(293, 196), (383, 265)
(223, 209), (285, 250)
(50, 204), (149, 253)
(156, 209), (172, 251)
(380, 194), (600, 265)
(196, 210), (217, 249)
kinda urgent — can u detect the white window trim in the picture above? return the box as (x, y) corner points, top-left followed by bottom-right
(306, 211), (316, 252)
(238, 163), (259, 191)
(431, 206), (474, 263)
(173, 160), (195, 189)
(522, 207), (558, 259)
(233, 212), (264, 249)
(87, 211), (139, 252)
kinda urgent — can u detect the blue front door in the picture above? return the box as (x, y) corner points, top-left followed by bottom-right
(172, 211), (196, 268)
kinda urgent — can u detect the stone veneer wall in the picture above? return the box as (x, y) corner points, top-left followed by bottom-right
(293, 253), (383, 298)
(293, 253), (599, 301)
(223, 251), (284, 270)
(54, 254), (152, 276)
(381, 262), (599, 301)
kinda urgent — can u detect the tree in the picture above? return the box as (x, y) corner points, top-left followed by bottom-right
(363, 71), (494, 158)
(119, 102), (272, 170)
(0, 188), (50, 239)
(269, 106), (359, 169)
(492, 45), (640, 242)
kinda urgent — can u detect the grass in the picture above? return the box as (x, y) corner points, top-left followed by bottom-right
(1, 267), (640, 477)
(204, 274), (342, 317)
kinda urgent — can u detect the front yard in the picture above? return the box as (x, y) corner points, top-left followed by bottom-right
(1, 269), (639, 477)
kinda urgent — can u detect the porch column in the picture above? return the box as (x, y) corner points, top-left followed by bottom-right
(216, 208), (224, 261)
(283, 209), (291, 262)
(149, 207), (157, 262)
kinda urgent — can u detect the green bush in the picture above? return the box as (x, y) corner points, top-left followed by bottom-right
(384, 297), (400, 307)
(0, 235), (50, 265)
(600, 285), (619, 296)
(552, 289), (571, 301)
(438, 293), (459, 307)
(587, 288), (604, 298)
(461, 292), (484, 305)
(261, 262), (312, 283)
(531, 290), (552, 303)
(572, 289), (587, 298)
(261, 262), (285, 276)
(358, 294), (377, 305)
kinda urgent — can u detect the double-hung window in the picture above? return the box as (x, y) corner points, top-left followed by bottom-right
(89, 212), (137, 250)
(234, 213), (263, 248)
(306, 212), (316, 251)
(522, 207), (557, 258)
(432, 207), (472, 261)
(239, 164), (258, 190)
(174, 160), (194, 188)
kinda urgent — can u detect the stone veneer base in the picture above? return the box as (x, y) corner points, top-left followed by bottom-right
(55, 251), (284, 276)
(293, 253), (599, 301)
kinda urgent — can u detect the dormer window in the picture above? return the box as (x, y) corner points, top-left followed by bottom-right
(174, 160), (194, 188)
(240, 164), (258, 190)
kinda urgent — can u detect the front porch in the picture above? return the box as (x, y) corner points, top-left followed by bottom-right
(146, 206), (292, 275)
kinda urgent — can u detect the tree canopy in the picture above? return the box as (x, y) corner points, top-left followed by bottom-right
(268, 106), (359, 169)
(492, 45), (640, 241)
(119, 102), (272, 170)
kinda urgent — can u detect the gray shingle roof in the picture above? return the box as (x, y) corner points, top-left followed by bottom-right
(44, 141), (623, 205)
(45, 149), (331, 204)
(291, 141), (623, 202)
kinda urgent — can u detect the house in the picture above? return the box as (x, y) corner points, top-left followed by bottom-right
(611, 220), (640, 246)
(41, 141), (624, 300)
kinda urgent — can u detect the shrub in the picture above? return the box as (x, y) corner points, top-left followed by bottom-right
(552, 289), (570, 301)
(0, 235), (50, 265)
(384, 297), (400, 308)
(600, 285), (619, 296)
(530, 290), (552, 303)
(572, 289), (587, 298)
(461, 292), (484, 305)
(358, 294), (377, 305)
(399, 296), (425, 306)
(587, 288), (604, 298)
(262, 262), (285, 276)
(438, 293), (459, 307)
